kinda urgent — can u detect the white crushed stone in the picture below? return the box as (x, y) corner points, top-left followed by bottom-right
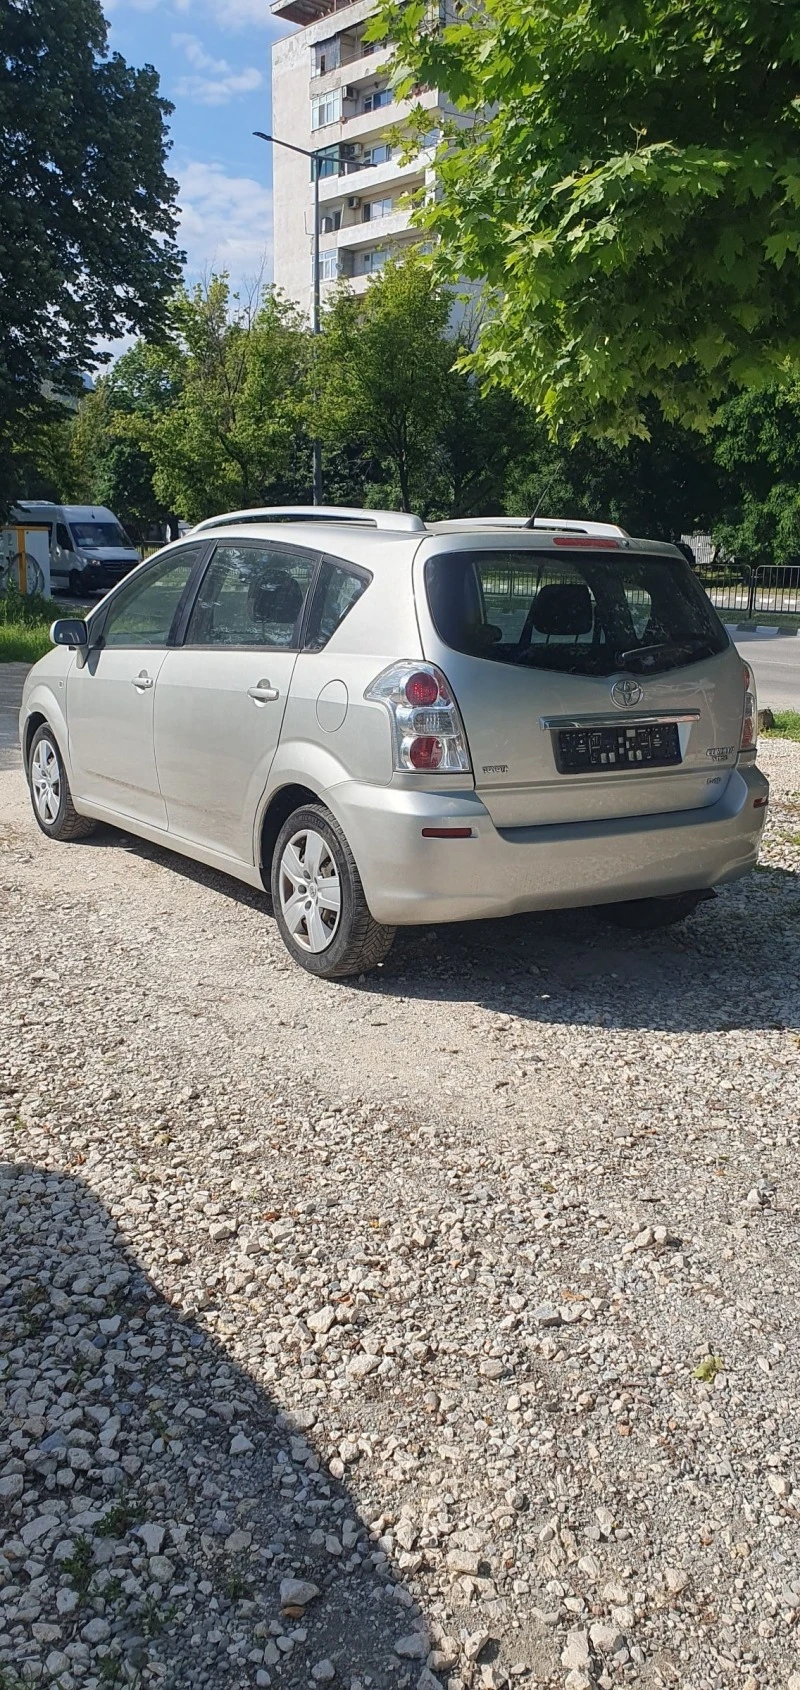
(1, 739), (799, 1688)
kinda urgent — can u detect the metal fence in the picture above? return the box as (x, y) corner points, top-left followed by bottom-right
(696, 563), (800, 620)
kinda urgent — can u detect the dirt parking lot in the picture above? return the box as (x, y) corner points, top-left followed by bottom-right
(2, 733), (800, 1690)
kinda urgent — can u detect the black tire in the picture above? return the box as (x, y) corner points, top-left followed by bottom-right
(601, 890), (712, 931)
(271, 802), (395, 979)
(69, 569), (84, 597)
(27, 724), (96, 842)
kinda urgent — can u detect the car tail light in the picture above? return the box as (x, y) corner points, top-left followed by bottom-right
(365, 662), (472, 774)
(741, 663), (757, 750)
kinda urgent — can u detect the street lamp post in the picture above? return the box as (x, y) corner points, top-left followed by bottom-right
(255, 129), (324, 506)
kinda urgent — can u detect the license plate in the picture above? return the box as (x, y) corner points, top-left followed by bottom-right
(556, 722), (682, 774)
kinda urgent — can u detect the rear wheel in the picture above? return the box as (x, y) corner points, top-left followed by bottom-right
(601, 890), (713, 931)
(272, 803), (395, 978)
(28, 725), (96, 842)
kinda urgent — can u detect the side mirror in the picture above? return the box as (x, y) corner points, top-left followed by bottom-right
(50, 619), (88, 649)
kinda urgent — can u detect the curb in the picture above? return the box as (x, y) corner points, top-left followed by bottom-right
(724, 623), (800, 638)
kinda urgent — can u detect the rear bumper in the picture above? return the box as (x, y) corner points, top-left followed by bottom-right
(331, 765), (769, 926)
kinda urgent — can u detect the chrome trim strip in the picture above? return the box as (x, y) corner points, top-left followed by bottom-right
(540, 711), (701, 730)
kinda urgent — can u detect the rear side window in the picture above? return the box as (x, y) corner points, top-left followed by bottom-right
(425, 550), (728, 677)
(186, 545), (317, 649)
(304, 558), (370, 651)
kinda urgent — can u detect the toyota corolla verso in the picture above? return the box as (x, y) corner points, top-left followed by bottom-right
(20, 507), (768, 977)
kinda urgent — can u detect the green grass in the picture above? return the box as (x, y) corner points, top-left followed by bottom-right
(763, 710), (800, 742)
(0, 582), (82, 663)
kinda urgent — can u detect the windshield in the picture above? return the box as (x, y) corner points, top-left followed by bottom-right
(425, 549), (728, 677)
(69, 520), (133, 549)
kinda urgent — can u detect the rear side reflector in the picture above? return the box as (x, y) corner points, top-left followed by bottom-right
(421, 827), (473, 838)
(552, 535), (621, 549)
(753, 795), (768, 808)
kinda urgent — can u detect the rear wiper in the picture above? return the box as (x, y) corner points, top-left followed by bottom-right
(616, 638), (711, 669)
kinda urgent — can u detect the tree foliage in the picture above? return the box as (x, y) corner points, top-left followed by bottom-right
(712, 382), (800, 566)
(142, 279), (312, 523)
(316, 257), (454, 512)
(374, 0), (800, 442)
(0, 0), (182, 514)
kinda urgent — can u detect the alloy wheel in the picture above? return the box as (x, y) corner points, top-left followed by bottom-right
(278, 828), (341, 953)
(31, 738), (61, 825)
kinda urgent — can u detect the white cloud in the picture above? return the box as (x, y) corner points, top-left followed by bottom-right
(177, 160), (273, 287)
(172, 30), (263, 104)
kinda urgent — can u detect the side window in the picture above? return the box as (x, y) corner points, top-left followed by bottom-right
(102, 547), (203, 649)
(304, 559), (370, 651)
(56, 524), (72, 551)
(185, 545), (318, 649)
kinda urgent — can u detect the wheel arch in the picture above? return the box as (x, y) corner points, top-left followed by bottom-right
(258, 782), (321, 887)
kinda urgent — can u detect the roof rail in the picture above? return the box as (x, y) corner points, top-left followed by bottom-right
(190, 505), (426, 535)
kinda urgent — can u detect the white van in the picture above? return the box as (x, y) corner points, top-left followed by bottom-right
(12, 502), (140, 596)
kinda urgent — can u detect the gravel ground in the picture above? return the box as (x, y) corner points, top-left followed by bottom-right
(1, 742), (800, 1690)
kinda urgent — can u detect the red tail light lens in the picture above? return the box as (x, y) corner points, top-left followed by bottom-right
(409, 735), (443, 770)
(405, 671), (439, 707)
(741, 663), (757, 750)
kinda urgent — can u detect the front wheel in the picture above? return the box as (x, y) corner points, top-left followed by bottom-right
(28, 725), (96, 842)
(601, 890), (714, 931)
(69, 568), (84, 597)
(271, 803), (395, 979)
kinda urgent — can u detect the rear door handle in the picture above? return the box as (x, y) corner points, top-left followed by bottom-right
(132, 672), (153, 691)
(248, 681), (279, 703)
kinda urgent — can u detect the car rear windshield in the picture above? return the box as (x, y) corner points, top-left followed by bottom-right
(425, 549), (729, 677)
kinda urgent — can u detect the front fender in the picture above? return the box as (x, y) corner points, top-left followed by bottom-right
(19, 674), (72, 779)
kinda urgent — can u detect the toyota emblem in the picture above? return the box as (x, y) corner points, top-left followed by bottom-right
(610, 678), (644, 708)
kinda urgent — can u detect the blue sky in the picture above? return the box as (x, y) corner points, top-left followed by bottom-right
(103, 0), (292, 295)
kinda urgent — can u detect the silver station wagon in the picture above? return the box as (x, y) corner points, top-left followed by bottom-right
(20, 507), (769, 977)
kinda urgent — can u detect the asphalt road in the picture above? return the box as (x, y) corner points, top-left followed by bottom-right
(733, 628), (800, 713)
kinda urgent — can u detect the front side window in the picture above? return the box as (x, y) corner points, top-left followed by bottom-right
(305, 559), (370, 651)
(186, 545), (317, 649)
(101, 547), (203, 648)
(425, 550), (729, 677)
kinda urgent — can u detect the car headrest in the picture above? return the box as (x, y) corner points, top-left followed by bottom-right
(248, 571), (304, 626)
(531, 581), (593, 636)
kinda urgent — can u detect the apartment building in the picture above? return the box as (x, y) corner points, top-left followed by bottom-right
(270, 0), (452, 313)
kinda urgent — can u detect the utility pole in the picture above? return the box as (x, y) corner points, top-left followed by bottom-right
(255, 130), (324, 506)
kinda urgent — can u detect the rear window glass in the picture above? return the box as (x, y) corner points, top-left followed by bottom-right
(425, 549), (728, 677)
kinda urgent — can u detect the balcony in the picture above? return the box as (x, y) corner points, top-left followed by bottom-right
(335, 206), (415, 249)
(318, 149), (433, 202)
(272, 0), (363, 25)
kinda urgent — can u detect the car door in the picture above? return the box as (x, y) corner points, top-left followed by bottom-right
(152, 541), (319, 861)
(66, 545), (206, 826)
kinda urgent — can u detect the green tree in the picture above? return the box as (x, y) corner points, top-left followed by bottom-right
(316, 258), (454, 513)
(375, 0), (800, 442)
(67, 346), (183, 541)
(712, 382), (800, 567)
(0, 0), (182, 516)
(146, 279), (312, 522)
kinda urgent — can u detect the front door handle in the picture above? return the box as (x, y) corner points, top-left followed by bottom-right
(248, 681), (279, 704)
(132, 671), (153, 691)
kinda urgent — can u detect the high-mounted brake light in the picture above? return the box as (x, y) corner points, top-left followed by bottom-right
(740, 662), (758, 751)
(365, 662), (472, 774)
(552, 535), (621, 549)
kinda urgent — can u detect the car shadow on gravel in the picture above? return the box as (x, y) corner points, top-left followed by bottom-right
(75, 826), (799, 1034)
(380, 869), (800, 1034)
(0, 1161), (432, 1689)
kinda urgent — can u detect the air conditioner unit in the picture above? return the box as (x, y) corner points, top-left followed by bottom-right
(343, 85), (358, 100)
(340, 142), (358, 158)
(347, 196), (362, 209)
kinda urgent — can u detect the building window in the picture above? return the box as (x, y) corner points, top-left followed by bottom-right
(363, 197), (393, 222)
(363, 86), (392, 113)
(311, 89), (341, 130)
(422, 127), (440, 148)
(318, 251), (340, 282)
(320, 210), (342, 234)
(312, 37), (340, 77)
(362, 249), (387, 274)
(365, 143), (392, 167)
